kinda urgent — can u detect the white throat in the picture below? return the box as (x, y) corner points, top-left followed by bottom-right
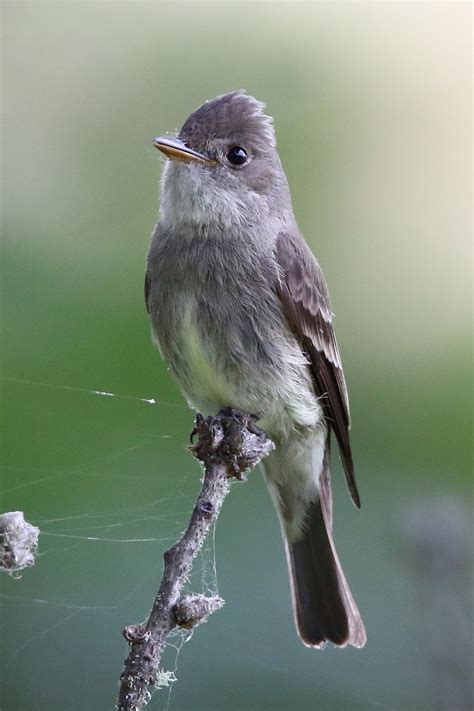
(159, 160), (271, 231)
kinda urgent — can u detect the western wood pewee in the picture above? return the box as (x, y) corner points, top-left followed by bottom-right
(145, 91), (366, 648)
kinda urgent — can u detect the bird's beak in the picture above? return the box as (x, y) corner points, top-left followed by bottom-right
(153, 136), (213, 164)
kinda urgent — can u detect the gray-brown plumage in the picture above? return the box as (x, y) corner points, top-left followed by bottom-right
(146, 91), (366, 649)
(275, 231), (361, 509)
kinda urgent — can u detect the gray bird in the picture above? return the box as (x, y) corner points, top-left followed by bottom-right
(145, 91), (366, 649)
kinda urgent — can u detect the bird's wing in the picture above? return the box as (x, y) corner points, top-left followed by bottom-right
(275, 231), (360, 508)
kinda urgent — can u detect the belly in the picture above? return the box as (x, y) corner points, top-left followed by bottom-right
(177, 300), (240, 412)
(158, 297), (324, 439)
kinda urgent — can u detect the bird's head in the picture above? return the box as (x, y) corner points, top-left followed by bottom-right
(154, 91), (291, 231)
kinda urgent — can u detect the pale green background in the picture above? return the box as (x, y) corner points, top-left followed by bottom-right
(1, 3), (472, 710)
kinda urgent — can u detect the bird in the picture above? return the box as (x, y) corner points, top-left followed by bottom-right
(145, 90), (366, 649)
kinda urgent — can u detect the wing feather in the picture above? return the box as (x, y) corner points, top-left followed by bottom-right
(275, 231), (361, 508)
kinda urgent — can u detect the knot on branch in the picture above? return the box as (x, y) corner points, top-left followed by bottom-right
(197, 499), (215, 519)
(123, 624), (151, 645)
(173, 593), (224, 630)
(190, 408), (275, 479)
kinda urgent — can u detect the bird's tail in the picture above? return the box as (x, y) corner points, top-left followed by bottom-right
(285, 494), (366, 648)
(263, 438), (366, 649)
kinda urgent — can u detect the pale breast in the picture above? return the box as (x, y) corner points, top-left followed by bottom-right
(176, 298), (240, 412)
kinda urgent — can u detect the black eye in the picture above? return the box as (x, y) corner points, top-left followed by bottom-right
(226, 146), (248, 166)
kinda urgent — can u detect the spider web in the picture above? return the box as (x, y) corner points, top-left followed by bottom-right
(0, 376), (435, 711)
(0, 377), (221, 711)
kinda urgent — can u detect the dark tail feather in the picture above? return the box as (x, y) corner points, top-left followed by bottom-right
(286, 496), (366, 648)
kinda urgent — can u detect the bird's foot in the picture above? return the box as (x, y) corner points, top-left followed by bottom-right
(189, 408), (274, 479)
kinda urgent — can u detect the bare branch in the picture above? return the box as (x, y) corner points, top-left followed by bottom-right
(117, 409), (274, 711)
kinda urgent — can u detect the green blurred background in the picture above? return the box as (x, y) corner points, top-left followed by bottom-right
(1, 2), (472, 710)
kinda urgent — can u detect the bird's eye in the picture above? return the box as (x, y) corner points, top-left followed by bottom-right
(226, 146), (248, 166)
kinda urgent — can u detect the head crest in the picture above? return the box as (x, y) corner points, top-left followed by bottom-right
(179, 91), (276, 151)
